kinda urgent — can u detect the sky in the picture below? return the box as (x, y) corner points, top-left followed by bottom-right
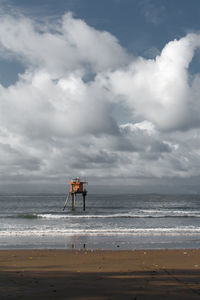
(1, 0), (200, 193)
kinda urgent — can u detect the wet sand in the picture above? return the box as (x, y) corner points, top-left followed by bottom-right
(0, 249), (200, 299)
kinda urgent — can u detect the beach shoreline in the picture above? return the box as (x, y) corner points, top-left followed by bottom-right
(0, 249), (200, 299)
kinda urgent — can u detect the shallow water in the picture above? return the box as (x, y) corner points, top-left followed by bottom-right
(0, 194), (200, 249)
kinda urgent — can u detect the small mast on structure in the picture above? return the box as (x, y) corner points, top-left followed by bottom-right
(63, 177), (88, 211)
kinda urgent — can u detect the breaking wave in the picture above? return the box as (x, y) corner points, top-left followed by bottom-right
(9, 210), (200, 220)
(0, 226), (200, 237)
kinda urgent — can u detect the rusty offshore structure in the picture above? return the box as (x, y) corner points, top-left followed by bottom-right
(63, 177), (88, 211)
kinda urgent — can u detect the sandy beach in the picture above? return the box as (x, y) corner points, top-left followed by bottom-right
(0, 249), (199, 299)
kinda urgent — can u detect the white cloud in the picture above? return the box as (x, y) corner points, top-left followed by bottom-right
(0, 12), (200, 190)
(120, 120), (156, 136)
(105, 33), (200, 131)
(0, 12), (129, 76)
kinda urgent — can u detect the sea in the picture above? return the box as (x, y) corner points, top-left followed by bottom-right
(0, 194), (200, 250)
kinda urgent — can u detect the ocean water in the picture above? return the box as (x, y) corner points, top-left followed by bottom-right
(0, 194), (200, 250)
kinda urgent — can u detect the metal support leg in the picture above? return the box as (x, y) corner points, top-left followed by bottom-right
(72, 193), (75, 211)
(83, 194), (86, 211)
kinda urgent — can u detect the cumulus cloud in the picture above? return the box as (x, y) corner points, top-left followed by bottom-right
(0, 11), (200, 190)
(0, 12), (129, 76)
(103, 33), (200, 131)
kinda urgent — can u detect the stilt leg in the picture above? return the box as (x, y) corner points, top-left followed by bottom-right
(83, 194), (86, 211)
(72, 193), (75, 211)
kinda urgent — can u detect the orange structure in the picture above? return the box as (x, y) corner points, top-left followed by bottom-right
(69, 177), (87, 193)
(63, 177), (88, 211)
